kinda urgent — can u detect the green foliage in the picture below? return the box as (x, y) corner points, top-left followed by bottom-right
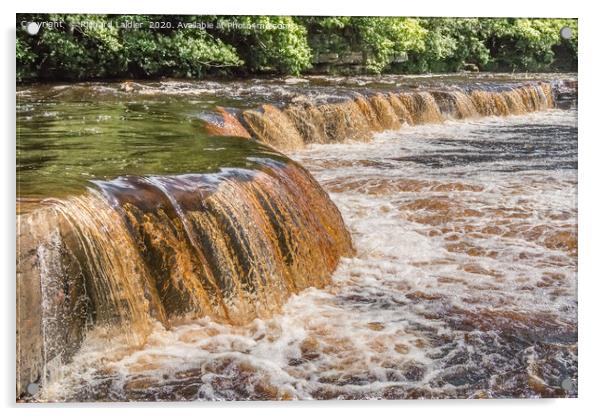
(16, 14), (577, 81)
(400, 18), (492, 72)
(116, 16), (242, 78)
(351, 17), (427, 73)
(16, 14), (243, 81)
(303, 16), (576, 74)
(16, 36), (37, 81)
(483, 18), (578, 71)
(217, 16), (312, 75)
(304, 17), (427, 73)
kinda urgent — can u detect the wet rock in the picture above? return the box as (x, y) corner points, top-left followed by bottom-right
(283, 77), (309, 85)
(462, 63), (480, 72)
(16, 208), (91, 399)
(119, 80), (143, 93)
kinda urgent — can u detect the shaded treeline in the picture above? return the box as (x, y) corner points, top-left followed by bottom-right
(17, 15), (577, 81)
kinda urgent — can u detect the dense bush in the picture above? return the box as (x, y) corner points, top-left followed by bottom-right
(306, 17), (578, 74)
(16, 15), (577, 81)
(16, 14), (243, 80)
(303, 17), (427, 73)
(216, 16), (312, 75)
(399, 18), (493, 73)
(483, 18), (578, 71)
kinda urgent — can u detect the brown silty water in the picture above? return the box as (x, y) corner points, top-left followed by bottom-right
(17, 157), (353, 395)
(16, 75), (576, 401)
(233, 82), (554, 149)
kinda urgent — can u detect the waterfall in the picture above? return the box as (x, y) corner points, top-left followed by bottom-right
(205, 82), (555, 150)
(16, 158), (353, 395)
(16, 80), (559, 397)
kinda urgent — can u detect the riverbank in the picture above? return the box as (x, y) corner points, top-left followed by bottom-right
(17, 16), (577, 82)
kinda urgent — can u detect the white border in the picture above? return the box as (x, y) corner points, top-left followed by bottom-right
(2, 1), (600, 415)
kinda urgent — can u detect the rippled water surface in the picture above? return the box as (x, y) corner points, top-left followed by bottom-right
(17, 74), (575, 200)
(35, 106), (577, 401)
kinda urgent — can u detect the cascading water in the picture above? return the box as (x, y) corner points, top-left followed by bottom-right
(233, 83), (554, 150)
(16, 75), (576, 401)
(17, 152), (353, 396)
(229, 82), (554, 149)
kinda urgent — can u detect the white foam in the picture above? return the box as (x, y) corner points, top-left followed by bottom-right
(38, 109), (578, 401)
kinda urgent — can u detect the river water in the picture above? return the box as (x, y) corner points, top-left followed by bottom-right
(17, 75), (577, 401)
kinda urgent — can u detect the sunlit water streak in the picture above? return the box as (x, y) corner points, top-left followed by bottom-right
(37, 108), (577, 401)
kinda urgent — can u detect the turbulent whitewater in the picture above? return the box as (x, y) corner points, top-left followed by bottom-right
(16, 75), (577, 401)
